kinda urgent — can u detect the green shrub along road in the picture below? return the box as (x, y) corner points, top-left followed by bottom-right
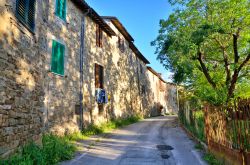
(179, 110), (205, 142)
(1, 134), (76, 165)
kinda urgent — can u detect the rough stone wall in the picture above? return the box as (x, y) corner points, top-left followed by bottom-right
(146, 70), (159, 116)
(159, 82), (168, 113)
(136, 60), (151, 117)
(128, 52), (142, 116)
(82, 18), (144, 125)
(146, 69), (178, 116)
(165, 83), (178, 113)
(0, 0), (85, 158)
(42, 0), (83, 135)
(146, 70), (166, 116)
(0, 0), (46, 158)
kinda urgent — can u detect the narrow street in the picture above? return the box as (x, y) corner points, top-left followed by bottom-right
(62, 116), (207, 165)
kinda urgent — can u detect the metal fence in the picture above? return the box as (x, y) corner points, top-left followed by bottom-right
(204, 99), (250, 165)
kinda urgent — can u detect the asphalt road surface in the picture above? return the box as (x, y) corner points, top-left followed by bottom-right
(61, 116), (207, 165)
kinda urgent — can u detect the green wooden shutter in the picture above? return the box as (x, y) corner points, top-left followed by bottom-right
(56, 0), (66, 20)
(51, 41), (58, 74)
(51, 40), (65, 75)
(16, 0), (26, 21)
(27, 0), (35, 29)
(58, 43), (65, 75)
(61, 0), (66, 20)
(16, 0), (36, 31)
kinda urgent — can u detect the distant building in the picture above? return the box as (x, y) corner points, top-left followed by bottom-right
(146, 67), (178, 116)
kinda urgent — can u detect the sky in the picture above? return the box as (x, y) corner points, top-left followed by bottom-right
(85, 0), (174, 82)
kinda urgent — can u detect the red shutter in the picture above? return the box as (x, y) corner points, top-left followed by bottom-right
(95, 64), (104, 88)
(95, 63), (100, 88)
(99, 65), (104, 89)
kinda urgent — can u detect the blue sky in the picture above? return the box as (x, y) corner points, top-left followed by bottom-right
(85, 0), (174, 81)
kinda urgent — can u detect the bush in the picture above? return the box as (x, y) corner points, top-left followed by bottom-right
(193, 111), (205, 142)
(1, 134), (76, 165)
(179, 110), (206, 142)
(42, 134), (76, 164)
(66, 115), (142, 141)
(204, 153), (224, 165)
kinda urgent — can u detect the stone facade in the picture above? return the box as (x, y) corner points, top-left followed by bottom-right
(0, 0), (177, 158)
(146, 67), (178, 116)
(0, 0), (47, 157)
(165, 83), (178, 114)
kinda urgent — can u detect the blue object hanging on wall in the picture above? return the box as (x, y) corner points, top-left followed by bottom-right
(95, 88), (108, 104)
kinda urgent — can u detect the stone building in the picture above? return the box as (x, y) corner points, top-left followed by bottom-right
(165, 82), (178, 114)
(0, 0), (49, 158)
(146, 67), (178, 116)
(0, 0), (176, 158)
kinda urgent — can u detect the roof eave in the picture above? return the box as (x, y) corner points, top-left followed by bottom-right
(147, 66), (167, 83)
(102, 16), (134, 42)
(129, 42), (150, 64)
(72, 0), (116, 36)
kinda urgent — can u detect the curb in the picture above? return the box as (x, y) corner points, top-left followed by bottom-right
(180, 123), (208, 151)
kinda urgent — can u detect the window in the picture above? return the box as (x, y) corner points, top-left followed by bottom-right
(95, 64), (104, 89)
(55, 0), (66, 20)
(118, 36), (125, 53)
(96, 24), (103, 47)
(16, 0), (36, 31)
(51, 40), (65, 75)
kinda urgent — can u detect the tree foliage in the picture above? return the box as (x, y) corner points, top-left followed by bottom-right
(152, 0), (250, 105)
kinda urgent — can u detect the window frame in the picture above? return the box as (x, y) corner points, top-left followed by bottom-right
(118, 36), (125, 53)
(55, 0), (67, 21)
(16, 0), (36, 33)
(50, 39), (66, 76)
(95, 63), (104, 89)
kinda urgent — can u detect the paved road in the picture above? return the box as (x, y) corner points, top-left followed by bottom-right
(62, 116), (207, 165)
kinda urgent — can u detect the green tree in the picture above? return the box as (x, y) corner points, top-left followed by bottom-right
(152, 0), (250, 105)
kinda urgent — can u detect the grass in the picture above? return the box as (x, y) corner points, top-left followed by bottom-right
(0, 134), (76, 165)
(165, 112), (175, 116)
(66, 115), (142, 141)
(194, 143), (204, 150)
(203, 153), (224, 165)
(194, 141), (223, 165)
(1, 115), (142, 165)
(193, 111), (206, 142)
(180, 110), (205, 143)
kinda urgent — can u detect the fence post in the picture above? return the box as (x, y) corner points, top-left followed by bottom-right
(204, 105), (209, 147)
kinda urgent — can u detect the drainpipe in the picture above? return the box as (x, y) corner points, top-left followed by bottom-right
(79, 9), (90, 131)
